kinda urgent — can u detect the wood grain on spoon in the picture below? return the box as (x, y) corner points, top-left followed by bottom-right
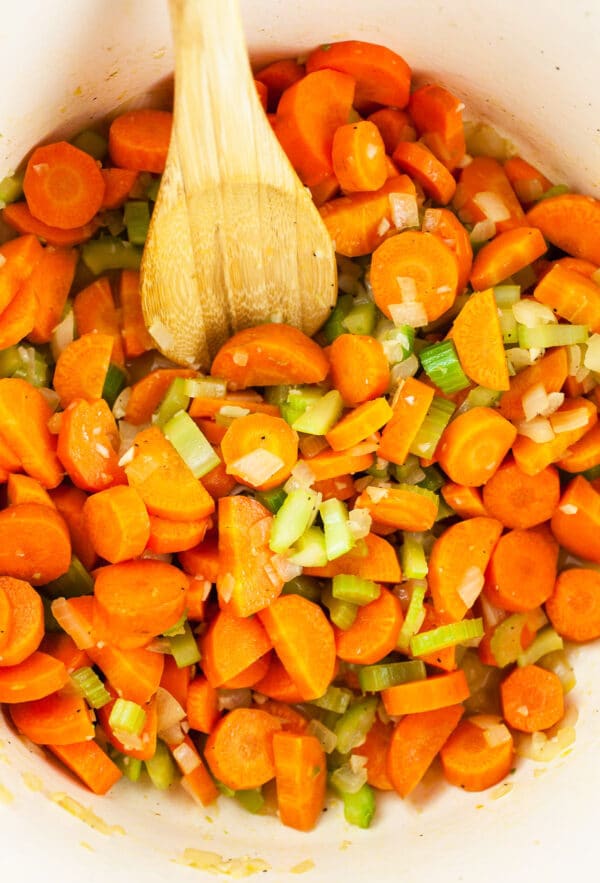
(141, 0), (337, 370)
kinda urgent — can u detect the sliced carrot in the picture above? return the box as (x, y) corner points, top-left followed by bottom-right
(179, 531), (220, 582)
(428, 516), (503, 620)
(382, 670), (470, 716)
(73, 276), (125, 366)
(272, 731), (326, 831)
(125, 367), (197, 425)
(188, 395), (280, 420)
(2, 202), (101, 246)
(39, 632), (89, 673)
(119, 269), (155, 359)
(23, 141), (105, 228)
(353, 716), (394, 790)
(311, 472), (355, 502)
(328, 333), (389, 406)
(257, 700), (308, 734)
(512, 397), (597, 476)
(325, 398), (393, 452)
(437, 407), (517, 487)
(498, 347), (568, 423)
(393, 141), (457, 204)
(306, 40), (411, 111)
(334, 586), (403, 665)
(49, 484), (97, 571)
(0, 433), (21, 473)
(550, 475), (600, 565)
(377, 376), (435, 465)
(354, 485), (438, 531)
(147, 515), (209, 555)
(210, 323), (329, 390)
(186, 675), (219, 734)
(99, 167), (139, 210)
(22, 245), (76, 344)
(253, 655), (306, 704)
(10, 690), (95, 744)
(0, 233), (43, 315)
(220, 413), (298, 491)
(0, 585), (12, 654)
(370, 230), (459, 323)
(408, 83), (466, 170)
(449, 288), (510, 391)
(258, 594), (336, 701)
(500, 664), (564, 733)
(304, 531), (401, 582)
(0, 276), (37, 349)
(332, 120), (387, 193)
(368, 108), (416, 154)
(546, 568), (600, 642)
(0, 377), (62, 488)
(453, 156), (525, 233)
(53, 332), (114, 408)
(421, 207), (473, 295)
(160, 653), (191, 708)
(484, 525), (558, 612)
(482, 458), (560, 531)
(7, 473), (55, 508)
(440, 716), (514, 791)
(204, 707), (281, 790)
(83, 485), (150, 564)
(97, 691), (157, 761)
(0, 504), (71, 586)
(51, 594), (96, 651)
(470, 226), (547, 291)
(300, 447), (375, 481)
(532, 263), (600, 332)
(0, 652), (68, 703)
(194, 420), (228, 446)
(108, 109), (173, 173)
(254, 58), (305, 112)
(386, 704), (464, 797)
(48, 740), (122, 795)
(526, 192), (600, 265)
(220, 653), (272, 689)
(200, 609), (272, 688)
(441, 482), (488, 519)
(503, 156), (552, 206)
(173, 736), (219, 806)
(57, 398), (125, 493)
(557, 422), (600, 474)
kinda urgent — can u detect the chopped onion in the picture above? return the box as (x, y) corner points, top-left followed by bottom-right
(479, 595), (506, 629)
(583, 333), (600, 372)
(516, 724), (576, 762)
(390, 354), (420, 383)
(229, 448), (285, 487)
(471, 715), (513, 747)
(376, 217), (391, 237)
(550, 407), (590, 433)
(118, 446), (135, 467)
(0, 254), (6, 268)
(219, 572), (235, 603)
(456, 566), (484, 609)
(330, 759), (368, 794)
(521, 382), (549, 422)
(148, 319), (175, 353)
(38, 387), (60, 412)
(217, 688), (252, 711)
(118, 420), (142, 457)
(306, 718), (338, 753)
(50, 597), (93, 650)
(512, 299), (557, 327)
(112, 387), (131, 420)
(421, 208), (442, 233)
(539, 391), (565, 417)
(50, 310), (75, 361)
(172, 740), (200, 775)
(160, 722), (186, 747)
(365, 485), (389, 503)
(231, 349), (249, 367)
(472, 191), (510, 223)
(559, 503), (578, 515)
(389, 192), (419, 230)
(516, 417), (555, 443)
(395, 275), (418, 302)
(156, 687), (186, 735)
(567, 344), (583, 376)
(348, 507), (372, 540)
(506, 347), (539, 373)
(388, 300), (428, 328)
(284, 461), (317, 492)
(270, 553), (303, 583)
(469, 219), (496, 243)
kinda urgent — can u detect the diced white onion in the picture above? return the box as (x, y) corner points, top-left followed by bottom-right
(118, 446), (135, 467)
(229, 448), (285, 487)
(156, 687), (186, 735)
(472, 191), (511, 222)
(550, 407), (590, 433)
(388, 301), (428, 328)
(471, 715), (513, 747)
(38, 387), (61, 412)
(95, 443), (110, 458)
(521, 382), (549, 422)
(516, 417), (555, 443)
(50, 310), (75, 361)
(112, 387), (131, 420)
(506, 347), (538, 373)
(270, 553), (303, 583)
(231, 349), (249, 367)
(348, 507), (372, 540)
(512, 299), (557, 327)
(148, 320), (175, 353)
(539, 392), (565, 417)
(218, 405), (250, 420)
(219, 572), (235, 603)
(172, 741), (200, 775)
(118, 419), (143, 458)
(567, 344), (583, 376)
(283, 461), (316, 492)
(395, 276), (418, 302)
(583, 333), (600, 372)
(306, 719), (338, 753)
(159, 721), (186, 748)
(516, 725), (576, 762)
(559, 503), (578, 515)
(479, 595), (506, 629)
(469, 218), (497, 243)
(390, 354), (420, 383)
(456, 566), (484, 609)
(389, 192), (419, 230)
(421, 208), (442, 233)
(365, 485), (389, 503)
(376, 217), (391, 237)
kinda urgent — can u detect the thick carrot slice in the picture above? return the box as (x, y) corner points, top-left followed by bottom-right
(23, 141), (105, 228)
(450, 288), (510, 391)
(2, 202), (100, 247)
(99, 167), (139, 210)
(211, 323), (329, 390)
(526, 192), (600, 265)
(125, 368), (197, 425)
(188, 395), (280, 420)
(172, 736), (219, 807)
(108, 109), (173, 173)
(273, 69), (355, 188)
(0, 234), (43, 315)
(334, 586), (403, 665)
(301, 445), (375, 480)
(453, 156), (524, 233)
(500, 664), (564, 733)
(258, 594), (336, 701)
(512, 397), (597, 476)
(481, 457), (560, 529)
(353, 716), (394, 790)
(49, 484), (97, 571)
(48, 740), (122, 795)
(422, 207), (473, 295)
(306, 40), (411, 111)
(393, 141), (457, 204)
(470, 226), (547, 291)
(160, 653), (192, 708)
(0, 504), (71, 586)
(367, 108), (416, 154)
(305, 532), (401, 582)
(312, 472), (355, 502)
(332, 120), (387, 193)
(147, 515), (209, 555)
(408, 83), (466, 170)
(484, 525), (558, 612)
(498, 347), (568, 422)
(370, 230), (459, 323)
(377, 376), (435, 465)
(253, 655), (306, 704)
(428, 516), (503, 620)
(73, 276), (125, 366)
(220, 652), (272, 689)
(39, 632), (89, 673)
(25, 245), (77, 344)
(550, 475), (600, 565)
(546, 568), (600, 642)
(0, 585), (12, 654)
(254, 58), (305, 111)
(9, 691), (95, 744)
(119, 269), (154, 359)
(88, 640), (165, 707)
(179, 531), (220, 582)
(503, 156), (552, 206)
(557, 422), (600, 473)
(0, 652), (68, 703)
(272, 731), (326, 831)
(326, 398), (393, 452)
(0, 378), (62, 488)
(354, 485), (439, 531)
(125, 427), (215, 522)
(415, 602), (457, 672)
(386, 704), (464, 797)
(204, 707), (281, 790)
(83, 485), (150, 563)
(93, 559), (188, 649)
(186, 675), (219, 734)
(441, 482), (488, 519)
(217, 495), (284, 617)
(0, 279), (37, 349)
(383, 670), (469, 717)
(328, 333), (389, 406)
(440, 716), (514, 791)
(53, 332), (114, 408)
(258, 701), (308, 734)
(6, 473), (55, 509)
(437, 407), (517, 486)
(200, 609), (272, 688)
(533, 263), (600, 332)
(220, 413), (298, 491)
(57, 398), (125, 492)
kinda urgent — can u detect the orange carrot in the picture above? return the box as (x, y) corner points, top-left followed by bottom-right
(125, 426), (215, 522)
(413, 602), (458, 672)
(334, 586), (403, 665)
(353, 716), (394, 790)
(440, 715), (514, 791)
(253, 655), (306, 704)
(179, 531), (220, 582)
(377, 376), (435, 465)
(39, 632), (89, 673)
(0, 234), (43, 314)
(7, 473), (55, 508)
(272, 69), (355, 188)
(0, 652), (68, 703)
(220, 652), (272, 689)
(328, 333), (389, 406)
(450, 288), (510, 391)
(0, 378), (63, 488)
(83, 485), (150, 564)
(453, 156), (525, 232)
(160, 653), (191, 708)
(393, 141), (457, 204)
(73, 276), (125, 366)
(428, 516), (503, 620)
(437, 407), (517, 487)
(305, 532), (402, 583)
(421, 207), (473, 295)
(526, 192), (600, 265)
(370, 230), (459, 323)
(300, 446), (375, 481)
(0, 432), (21, 473)
(311, 472), (355, 501)
(108, 109), (173, 173)
(512, 397), (597, 476)
(258, 594), (336, 700)
(97, 690), (157, 761)
(48, 740), (122, 795)
(441, 482), (488, 519)
(100, 167), (139, 210)
(2, 202), (100, 246)
(172, 736), (219, 807)
(0, 275), (37, 349)
(193, 420), (227, 446)
(53, 332), (114, 408)
(186, 675), (219, 734)
(408, 83), (466, 170)
(367, 108), (416, 154)
(557, 422), (600, 473)
(383, 670), (470, 717)
(147, 515), (209, 555)
(354, 485), (439, 531)
(306, 40), (411, 111)
(386, 704), (464, 797)
(9, 690), (95, 744)
(0, 585), (12, 654)
(325, 398), (393, 452)
(125, 368), (197, 425)
(23, 141), (105, 228)
(332, 120), (387, 193)
(49, 484), (97, 571)
(57, 398), (125, 493)
(119, 269), (155, 359)
(532, 263), (600, 332)
(188, 395), (280, 420)
(550, 475), (600, 565)
(481, 457), (560, 529)
(200, 609), (272, 688)
(204, 707), (281, 790)
(93, 559), (188, 649)
(220, 413), (298, 491)
(545, 568), (600, 642)
(503, 156), (552, 206)
(211, 323), (329, 390)
(500, 664), (564, 733)
(21, 245), (76, 344)
(0, 504), (71, 586)
(217, 495), (284, 617)
(470, 226), (547, 291)
(51, 594), (96, 651)
(257, 700), (308, 734)
(484, 525), (558, 612)
(254, 58), (305, 111)
(272, 731), (326, 831)
(498, 347), (568, 422)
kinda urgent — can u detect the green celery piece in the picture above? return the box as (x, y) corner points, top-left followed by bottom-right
(409, 397), (456, 458)
(102, 363), (127, 408)
(334, 697), (378, 755)
(419, 339), (470, 394)
(342, 301), (377, 336)
(0, 346), (22, 377)
(167, 621), (201, 668)
(281, 575), (322, 603)
(114, 753), (143, 782)
(409, 617), (484, 657)
(517, 323), (588, 348)
(392, 454), (424, 485)
(44, 555), (94, 598)
(292, 389), (344, 435)
(536, 184), (570, 201)
(12, 346), (50, 388)
(321, 585), (358, 630)
(400, 533), (428, 580)
(489, 613), (528, 667)
(517, 626), (563, 667)
(286, 525), (328, 567)
(162, 410), (221, 478)
(109, 698), (146, 736)
(342, 783), (376, 828)
(124, 200), (151, 245)
(183, 376), (227, 399)
(331, 573), (380, 606)
(81, 236), (143, 275)
(269, 488), (319, 553)
(155, 377), (190, 427)
(280, 385), (324, 426)
(0, 171), (24, 204)
(396, 580), (427, 651)
(418, 465), (445, 492)
(71, 129), (108, 160)
(235, 788), (265, 814)
(146, 175), (162, 202)
(357, 659), (426, 692)
(70, 666), (111, 709)
(322, 294), (353, 343)
(312, 685), (353, 714)
(254, 486), (287, 513)
(145, 740), (178, 790)
(493, 285), (521, 307)
(320, 498), (355, 560)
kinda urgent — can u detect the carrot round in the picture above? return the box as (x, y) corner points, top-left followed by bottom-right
(545, 568), (600, 643)
(437, 407), (517, 487)
(7, 474), (54, 509)
(2, 201), (101, 247)
(422, 207), (473, 295)
(328, 333), (389, 406)
(0, 652), (68, 703)
(387, 704), (464, 797)
(89, 642), (164, 706)
(450, 288), (510, 391)
(453, 156), (524, 233)
(503, 156), (552, 206)
(259, 700), (308, 734)
(50, 484), (97, 571)
(498, 347), (568, 423)
(440, 716), (514, 791)
(441, 482), (488, 519)
(382, 670), (470, 716)
(147, 515), (209, 555)
(49, 740), (122, 795)
(25, 245), (78, 344)
(220, 413), (298, 491)
(557, 422), (600, 474)
(354, 485), (439, 531)
(100, 167), (139, 210)
(23, 141), (105, 228)
(108, 109), (173, 173)
(526, 192), (600, 265)
(57, 398), (125, 492)
(0, 378), (63, 489)
(306, 40), (411, 111)
(370, 230), (459, 323)
(334, 586), (403, 665)
(393, 141), (457, 204)
(258, 594), (336, 701)
(9, 690), (95, 745)
(254, 58), (305, 111)
(512, 397), (597, 477)
(186, 675), (219, 734)
(0, 576), (43, 667)
(204, 707), (281, 790)
(408, 83), (466, 170)
(200, 609), (272, 688)
(211, 323), (329, 390)
(470, 226), (547, 291)
(83, 485), (150, 564)
(93, 559), (188, 649)
(481, 457), (560, 529)
(300, 447), (375, 481)
(332, 120), (387, 193)
(500, 664), (564, 733)
(484, 525), (558, 612)
(272, 731), (326, 831)
(0, 585), (12, 654)
(0, 504), (71, 586)
(73, 276), (125, 366)
(533, 263), (600, 333)
(550, 475), (600, 565)
(325, 398), (394, 452)
(53, 332), (114, 408)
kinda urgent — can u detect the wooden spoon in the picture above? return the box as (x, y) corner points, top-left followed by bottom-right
(141, 0), (337, 370)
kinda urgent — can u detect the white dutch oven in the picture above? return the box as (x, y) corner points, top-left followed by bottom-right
(0, 1), (599, 881)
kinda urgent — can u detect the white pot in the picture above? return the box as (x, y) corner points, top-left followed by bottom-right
(1, 2), (599, 882)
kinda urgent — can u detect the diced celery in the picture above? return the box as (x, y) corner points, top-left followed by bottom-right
(583, 464), (600, 482)
(109, 698), (146, 736)
(145, 739), (178, 790)
(536, 184), (570, 201)
(70, 666), (111, 709)
(0, 170), (24, 204)
(537, 649), (576, 692)
(367, 457), (391, 480)
(409, 397), (456, 458)
(418, 465), (445, 492)
(499, 308), (519, 344)
(321, 585), (358, 630)
(435, 496), (454, 521)
(286, 525), (328, 567)
(102, 363), (127, 408)
(419, 340), (471, 394)
(376, 319), (415, 364)
(254, 486), (287, 513)
(493, 285), (521, 307)
(42, 596), (62, 633)
(396, 580), (427, 651)
(391, 454), (425, 485)
(163, 613), (187, 637)
(235, 788), (265, 814)
(81, 236), (143, 275)
(320, 498), (355, 561)
(124, 200), (151, 245)
(409, 617), (484, 657)
(101, 209), (126, 237)
(331, 573), (380, 606)
(334, 697), (378, 755)
(112, 752), (143, 782)
(457, 385), (502, 413)
(146, 175), (162, 202)
(357, 659), (426, 692)
(322, 294), (353, 343)
(342, 301), (377, 336)
(291, 389), (344, 435)
(71, 129), (108, 160)
(163, 410), (221, 478)
(0, 346), (23, 377)
(183, 376), (227, 399)
(341, 783), (376, 829)
(489, 613), (528, 667)
(167, 621), (201, 668)
(281, 575), (322, 602)
(263, 385), (290, 407)
(517, 323), (588, 348)
(517, 626), (563, 667)
(280, 385), (324, 426)
(401, 533), (428, 580)
(312, 685), (353, 714)
(12, 345), (50, 388)
(44, 555), (94, 598)
(155, 377), (190, 427)
(269, 488), (319, 553)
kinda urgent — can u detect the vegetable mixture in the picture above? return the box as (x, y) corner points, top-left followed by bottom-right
(0, 38), (599, 833)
